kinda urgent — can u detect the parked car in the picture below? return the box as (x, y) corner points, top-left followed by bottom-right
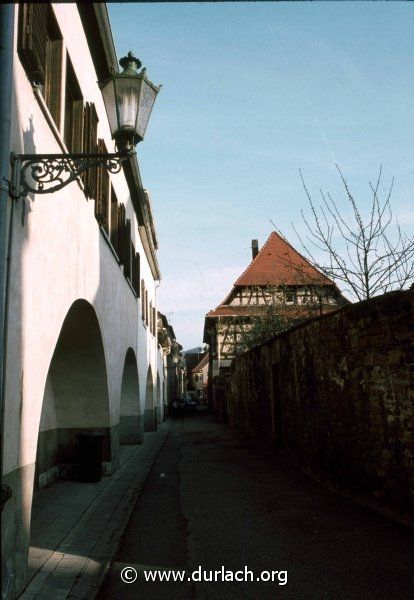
(182, 395), (197, 412)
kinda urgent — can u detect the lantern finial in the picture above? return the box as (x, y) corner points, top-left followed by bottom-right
(119, 52), (142, 72)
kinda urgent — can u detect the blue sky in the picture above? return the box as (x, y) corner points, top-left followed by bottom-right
(108, 2), (414, 349)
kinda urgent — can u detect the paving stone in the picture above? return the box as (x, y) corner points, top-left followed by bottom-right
(35, 589), (71, 600)
(22, 423), (171, 599)
(43, 577), (77, 589)
(23, 572), (49, 594)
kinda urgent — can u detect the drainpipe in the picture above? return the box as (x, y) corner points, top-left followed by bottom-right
(0, 4), (14, 511)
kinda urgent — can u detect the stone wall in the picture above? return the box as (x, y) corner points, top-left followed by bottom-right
(226, 289), (414, 514)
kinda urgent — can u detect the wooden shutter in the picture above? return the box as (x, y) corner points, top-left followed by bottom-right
(133, 253), (140, 296)
(117, 204), (126, 264)
(124, 219), (131, 279)
(131, 244), (141, 296)
(44, 39), (62, 126)
(110, 187), (118, 251)
(72, 99), (84, 152)
(82, 103), (99, 198)
(141, 281), (145, 317)
(151, 307), (154, 335)
(18, 4), (48, 84)
(95, 139), (109, 231)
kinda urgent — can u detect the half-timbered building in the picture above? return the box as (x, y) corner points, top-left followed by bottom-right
(203, 231), (348, 411)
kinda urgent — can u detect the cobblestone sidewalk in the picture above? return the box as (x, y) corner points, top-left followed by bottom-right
(19, 422), (171, 600)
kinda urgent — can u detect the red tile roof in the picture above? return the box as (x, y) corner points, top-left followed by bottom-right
(234, 231), (333, 287)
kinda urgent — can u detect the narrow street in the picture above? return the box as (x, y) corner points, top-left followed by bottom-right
(99, 411), (414, 600)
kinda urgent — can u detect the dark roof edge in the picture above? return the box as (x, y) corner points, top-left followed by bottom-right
(77, 3), (119, 81)
(123, 158), (161, 281)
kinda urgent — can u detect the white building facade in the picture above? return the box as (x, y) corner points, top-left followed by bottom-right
(1, 4), (164, 596)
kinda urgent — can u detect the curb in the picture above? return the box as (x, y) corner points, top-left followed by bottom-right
(85, 423), (171, 599)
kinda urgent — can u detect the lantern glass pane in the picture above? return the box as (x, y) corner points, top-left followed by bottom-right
(101, 79), (118, 137)
(136, 81), (157, 139)
(115, 77), (142, 134)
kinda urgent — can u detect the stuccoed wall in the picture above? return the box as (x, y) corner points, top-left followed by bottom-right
(2, 5), (161, 596)
(227, 289), (414, 514)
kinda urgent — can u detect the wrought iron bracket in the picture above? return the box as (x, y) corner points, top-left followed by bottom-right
(9, 150), (135, 200)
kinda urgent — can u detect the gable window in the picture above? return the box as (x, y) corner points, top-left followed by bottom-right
(18, 3), (63, 127)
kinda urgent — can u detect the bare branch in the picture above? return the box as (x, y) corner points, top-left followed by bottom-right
(295, 167), (413, 300)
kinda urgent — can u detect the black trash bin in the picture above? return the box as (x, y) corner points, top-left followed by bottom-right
(76, 431), (105, 483)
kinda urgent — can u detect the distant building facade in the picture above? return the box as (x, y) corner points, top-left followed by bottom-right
(203, 232), (348, 412)
(157, 311), (185, 409)
(183, 347), (207, 397)
(191, 352), (209, 402)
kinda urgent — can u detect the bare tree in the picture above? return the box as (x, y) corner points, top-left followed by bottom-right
(294, 166), (414, 301)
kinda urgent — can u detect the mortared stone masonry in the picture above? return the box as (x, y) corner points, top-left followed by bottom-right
(225, 289), (414, 516)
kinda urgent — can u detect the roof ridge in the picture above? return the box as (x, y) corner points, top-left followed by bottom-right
(210, 230), (335, 312)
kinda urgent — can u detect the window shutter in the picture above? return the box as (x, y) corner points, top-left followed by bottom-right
(124, 219), (131, 279)
(134, 253), (140, 296)
(71, 99), (83, 153)
(82, 103), (99, 198)
(117, 204), (126, 264)
(18, 3), (48, 85)
(95, 139), (109, 231)
(44, 39), (62, 126)
(141, 281), (145, 317)
(150, 302), (153, 333)
(110, 187), (119, 252)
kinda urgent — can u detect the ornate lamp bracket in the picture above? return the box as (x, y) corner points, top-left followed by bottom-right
(9, 150), (134, 200)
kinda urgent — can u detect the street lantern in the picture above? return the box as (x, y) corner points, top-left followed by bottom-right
(9, 51), (160, 199)
(100, 52), (161, 151)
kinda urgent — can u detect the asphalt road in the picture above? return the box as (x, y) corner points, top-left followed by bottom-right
(98, 410), (414, 600)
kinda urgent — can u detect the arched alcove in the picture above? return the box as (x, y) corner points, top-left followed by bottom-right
(35, 300), (111, 487)
(144, 367), (155, 432)
(120, 348), (142, 444)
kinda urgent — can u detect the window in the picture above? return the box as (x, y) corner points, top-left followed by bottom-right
(150, 301), (153, 333)
(141, 281), (145, 319)
(110, 186), (119, 252)
(82, 103), (99, 198)
(18, 3), (63, 126)
(124, 220), (132, 279)
(116, 203), (126, 263)
(131, 251), (140, 297)
(95, 140), (110, 232)
(64, 56), (83, 152)
(285, 291), (295, 305)
(145, 291), (149, 326)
